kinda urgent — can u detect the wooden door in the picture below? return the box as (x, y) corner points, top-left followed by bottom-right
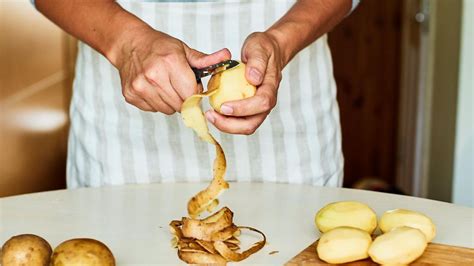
(328, 0), (403, 189)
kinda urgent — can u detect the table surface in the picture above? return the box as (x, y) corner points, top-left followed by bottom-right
(1, 183), (473, 265)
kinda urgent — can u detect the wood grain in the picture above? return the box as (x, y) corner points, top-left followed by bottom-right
(286, 240), (474, 265)
(329, 0), (403, 188)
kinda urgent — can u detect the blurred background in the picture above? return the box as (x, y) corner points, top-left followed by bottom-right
(1, 0), (472, 207)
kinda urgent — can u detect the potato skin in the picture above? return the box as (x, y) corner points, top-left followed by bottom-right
(315, 201), (377, 234)
(379, 208), (436, 242)
(317, 226), (372, 264)
(369, 226), (427, 265)
(51, 238), (115, 266)
(1, 234), (52, 266)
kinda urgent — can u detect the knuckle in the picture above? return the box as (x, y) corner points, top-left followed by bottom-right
(137, 105), (149, 111)
(163, 53), (180, 65)
(124, 96), (134, 105)
(276, 72), (283, 82)
(251, 57), (267, 69)
(244, 32), (257, 43)
(144, 67), (158, 82)
(162, 108), (175, 115)
(242, 124), (257, 135)
(260, 95), (274, 110)
(131, 79), (145, 95)
(123, 91), (135, 104)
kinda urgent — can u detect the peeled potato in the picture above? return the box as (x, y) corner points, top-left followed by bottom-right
(1, 234), (52, 266)
(51, 238), (115, 266)
(369, 226), (427, 265)
(317, 226), (372, 264)
(208, 62), (256, 112)
(315, 201), (377, 234)
(380, 208), (436, 242)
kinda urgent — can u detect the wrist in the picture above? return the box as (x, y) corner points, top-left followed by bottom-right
(265, 28), (292, 67)
(106, 20), (153, 68)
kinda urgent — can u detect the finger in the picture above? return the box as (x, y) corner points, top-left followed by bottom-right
(129, 75), (175, 114)
(219, 75), (278, 117)
(135, 100), (157, 112)
(186, 47), (232, 69)
(157, 81), (184, 112)
(169, 60), (199, 100)
(241, 38), (270, 86)
(123, 92), (156, 112)
(205, 109), (267, 135)
(143, 65), (183, 111)
(147, 72), (183, 112)
(148, 86), (178, 114)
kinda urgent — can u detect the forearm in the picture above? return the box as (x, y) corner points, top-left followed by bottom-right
(267, 0), (352, 66)
(35, 0), (152, 66)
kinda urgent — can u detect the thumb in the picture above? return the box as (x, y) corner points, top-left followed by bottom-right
(241, 43), (269, 86)
(185, 47), (232, 69)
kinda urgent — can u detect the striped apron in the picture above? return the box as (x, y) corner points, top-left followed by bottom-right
(67, 0), (344, 188)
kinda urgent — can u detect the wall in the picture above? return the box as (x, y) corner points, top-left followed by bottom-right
(452, 0), (474, 207)
(0, 1), (74, 196)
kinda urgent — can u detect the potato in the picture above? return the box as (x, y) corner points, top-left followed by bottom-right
(51, 238), (115, 266)
(1, 234), (52, 266)
(317, 226), (372, 264)
(315, 201), (377, 234)
(379, 208), (436, 242)
(369, 226), (427, 265)
(208, 62), (256, 112)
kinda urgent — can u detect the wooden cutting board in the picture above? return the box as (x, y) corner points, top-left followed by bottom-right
(285, 240), (474, 265)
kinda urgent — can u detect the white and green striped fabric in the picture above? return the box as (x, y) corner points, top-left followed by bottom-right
(67, 0), (344, 188)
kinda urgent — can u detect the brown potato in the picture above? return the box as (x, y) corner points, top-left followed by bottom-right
(51, 238), (115, 266)
(1, 234), (52, 266)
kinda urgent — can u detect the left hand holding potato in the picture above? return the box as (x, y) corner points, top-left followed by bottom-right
(205, 32), (284, 135)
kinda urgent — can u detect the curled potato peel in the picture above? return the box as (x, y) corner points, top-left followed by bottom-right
(172, 62), (264, 264)
(181, 91), (229, 218)
(213, 227), (266, 262)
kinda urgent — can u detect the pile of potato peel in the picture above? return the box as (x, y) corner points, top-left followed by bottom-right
(170, 207), (266, 264)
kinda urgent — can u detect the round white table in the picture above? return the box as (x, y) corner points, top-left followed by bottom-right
(1, 183), (473, 265)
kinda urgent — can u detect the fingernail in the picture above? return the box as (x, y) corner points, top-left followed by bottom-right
(220, 105), (233, 115)
(249, 68), (262, 83)
(205, 111), (216, 123)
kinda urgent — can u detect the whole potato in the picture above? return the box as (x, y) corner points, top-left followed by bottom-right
(208, 62), (256, 113)
(51, 238), (115, 266)
(379, 208), (436, 242)
(317, 226), (372, 264)
(1, 234), (52, 266)
(315, 201), (378, 234)
(369, 226), (427, 265)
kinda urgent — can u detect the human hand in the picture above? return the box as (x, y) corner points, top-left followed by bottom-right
(204, 32), (284, 135)
(115, 28), (230, 114)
